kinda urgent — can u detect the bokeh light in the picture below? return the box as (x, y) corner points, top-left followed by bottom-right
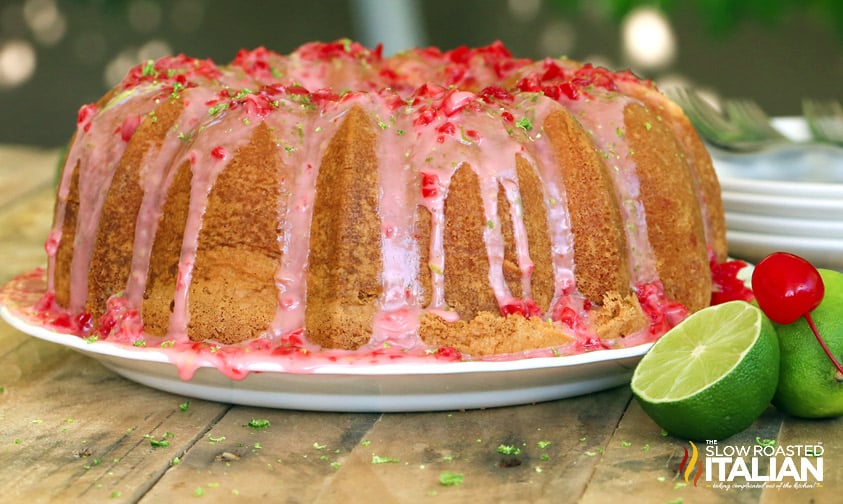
(621, 6), (676, 70)
(0, 40), (37, 88)
(507, 0), (541, 22)
(23, 0), (66, 46)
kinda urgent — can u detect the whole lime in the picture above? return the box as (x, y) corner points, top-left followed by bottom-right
(631, 301), (779, 441)
(772, 268), (843, 418)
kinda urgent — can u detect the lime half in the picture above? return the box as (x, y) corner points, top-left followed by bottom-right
(631, 300), (779, 440)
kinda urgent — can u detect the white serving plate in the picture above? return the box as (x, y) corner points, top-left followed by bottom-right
(0, 273), (649, 412)
(725, 211), (843, 239)
(718, 175), (843, 200)
(721, 190), (843, 220)
(727, 229), (843, 270)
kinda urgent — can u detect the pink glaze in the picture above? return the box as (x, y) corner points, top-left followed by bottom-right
(56, 85), (155, 312)
(40, 40), (726, 377)
(613, 79), (722, 256)
(124, 86), (221, 308)
(560, 94), (658, 286)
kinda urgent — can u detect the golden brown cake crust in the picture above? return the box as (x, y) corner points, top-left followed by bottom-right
(142, 160), (192, 338)
(419, 311), (572, 356)
(188, 122), (284, 344)
(443, 164), (499, 319)
(514, 157), (554, 312)
(623, 103), (711, 312)
(617, 81), (728, 262)
(542, 109), (630, 302)
(87, 98), (184, 319)
(52, 160), (78, 309)
(305, 106), (382, 350)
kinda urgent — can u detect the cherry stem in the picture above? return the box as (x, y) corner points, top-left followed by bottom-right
(804, 313), (843, 377)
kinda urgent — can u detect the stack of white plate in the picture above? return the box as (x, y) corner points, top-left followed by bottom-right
(711, 118), (843, 270)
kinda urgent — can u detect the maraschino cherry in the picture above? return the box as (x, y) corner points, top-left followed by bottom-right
(751, 252), (843, 375)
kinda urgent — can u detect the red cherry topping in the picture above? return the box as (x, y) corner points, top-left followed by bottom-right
(77, 103), (97, 132)
(751, 252), (824, 325)
(500, 298), (542, 318)
(752, 252), (843, 376)
(434, 346), (462, 361)
(710, 257), (754, 305)
(211, 146), (227, 160)
(420, 172), (439, 198)
(119, 114), (142, 142)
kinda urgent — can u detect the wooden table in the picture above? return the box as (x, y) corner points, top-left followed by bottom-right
(0, 146), (839, 503)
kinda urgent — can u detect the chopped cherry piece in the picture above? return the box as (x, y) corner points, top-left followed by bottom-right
(434, 346), (462, 361)
(710, 257), (754, 304)
(500, 298), (541, 318)
(420, 172), (439, 198)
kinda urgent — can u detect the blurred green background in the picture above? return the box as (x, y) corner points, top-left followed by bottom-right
(0, 0), (840, 146)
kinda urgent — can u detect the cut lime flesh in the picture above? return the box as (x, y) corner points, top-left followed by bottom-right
(632, 301), (763, 402)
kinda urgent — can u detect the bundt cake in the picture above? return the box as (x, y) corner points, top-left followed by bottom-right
(41, 39), (729, 358)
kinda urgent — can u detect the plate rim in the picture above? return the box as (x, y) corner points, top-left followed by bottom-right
(725, 211), (843, 237)
(721, 190), (843, 210)
(718, 175), (843, 199)
(726, 229), (843, 249)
